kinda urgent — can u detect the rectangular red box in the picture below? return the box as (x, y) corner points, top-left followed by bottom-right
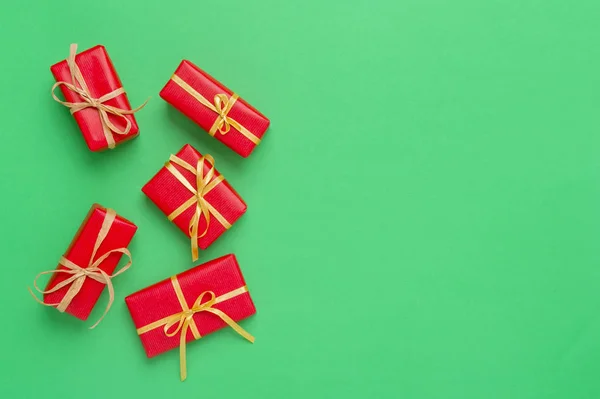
(142, 144), (247, 253)
(44, 204), (137, 320)
(125, 254), (256, 358)
(160, 60), (270, 157)
(51, 45), (139, 151)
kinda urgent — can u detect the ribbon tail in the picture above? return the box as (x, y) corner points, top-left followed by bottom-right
(180, 321), (189, 381)
(197, 200), (212, 240)
(190, 203), (211, 260)
(194, 158), (213, 242)
(88, 270), (114, 329)
(131, 97), (150, 113)
(205, 308), (255, 343)
(190, 207), (200, 262)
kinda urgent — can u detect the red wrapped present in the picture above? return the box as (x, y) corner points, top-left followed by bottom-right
(159, 60), (270, 157)
(125, 254), (256, 381)
(50, 44), (147, 151)
(142, 144), (247, 261)
(29, 204), (137, 328)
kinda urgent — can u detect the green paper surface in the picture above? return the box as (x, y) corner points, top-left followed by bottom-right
(1, 1), (600, 398)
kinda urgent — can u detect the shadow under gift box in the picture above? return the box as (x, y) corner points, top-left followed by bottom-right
(50, 45), (140, 151)
(141, 144), (247, 251)
(125, 254), (256, 358)
(159, 60), (270, 158)
(43, 204), (137, 320)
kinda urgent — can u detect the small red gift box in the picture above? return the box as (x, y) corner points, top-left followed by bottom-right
(159, 60), (270, 157)
(125, 254), (256, 380)
(142, 144), (247, 261)
(51, 44), (146, 151)
(31, 204), (137, 325)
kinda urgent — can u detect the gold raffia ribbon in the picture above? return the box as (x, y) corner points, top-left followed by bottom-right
(51, 44), (148, 149)
(136, 276), (254, 381)
(170, 74), (261, 145)
(29, 209), (132, 329)
(165, 154), (232, 261)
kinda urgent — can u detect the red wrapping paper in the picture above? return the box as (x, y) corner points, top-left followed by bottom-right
(44, 204), (137, 320)
(50, 45), (139, 151)
(142, 144), (247, 251)
(160, 60), (270, 157)
(125, 254), (256, 358)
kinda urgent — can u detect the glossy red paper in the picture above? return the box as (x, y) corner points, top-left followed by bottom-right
(125, 254), (256, 357)
(141, 144), (247, 250)
(44, 204), (137, 320)
(159, 60), (270, 157)
(50, 45), (139, 151)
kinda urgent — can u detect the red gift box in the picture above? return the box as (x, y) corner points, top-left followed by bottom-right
(159, 60), (270, 157)
(142, 144), (247, 261)
(31, 204), (137, 326)
(125, 254), (256, 380)
(51, 44), (146, 151)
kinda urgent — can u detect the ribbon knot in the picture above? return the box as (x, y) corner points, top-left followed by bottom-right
(213, 94), (235, 135)
(51, 44), (148, 149)
(29, 209), (132, 328)
(164, 290), (217, 338)
(165, 154), (231, 261)
(183, 310), (195, 319)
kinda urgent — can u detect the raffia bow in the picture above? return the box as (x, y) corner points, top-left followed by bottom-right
(136, 276), (254, 381)
(51, 44), (148, 149)
(170, 74), (261, 144)
(165, 154), (231, 261)
(29, 209), (132, 328)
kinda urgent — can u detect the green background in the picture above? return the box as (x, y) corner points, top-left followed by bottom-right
(1, 1), (599, 398)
